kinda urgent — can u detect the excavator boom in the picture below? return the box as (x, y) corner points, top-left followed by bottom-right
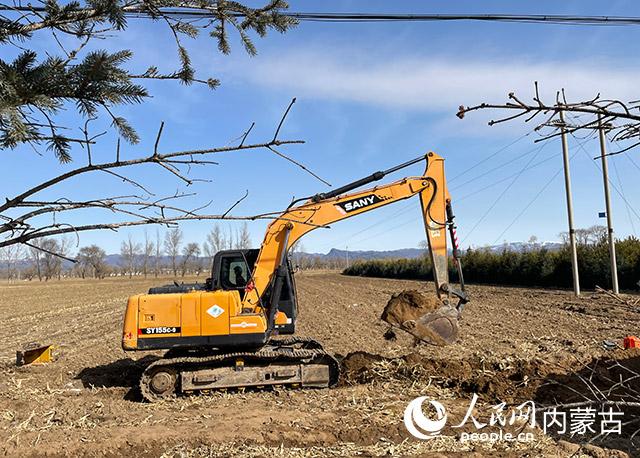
(243, 152), (466, 333)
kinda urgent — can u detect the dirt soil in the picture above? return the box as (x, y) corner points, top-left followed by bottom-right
(1, 272), (640, 457)
(381, 290), (442, 325)
(381, 290), (457, 345)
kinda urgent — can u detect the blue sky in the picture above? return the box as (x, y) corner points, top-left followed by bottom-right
(3, 0), (640, 254)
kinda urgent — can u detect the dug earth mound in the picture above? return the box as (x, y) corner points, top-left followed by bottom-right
(340, 350), (548, 403)
(340, 348), (640, 450)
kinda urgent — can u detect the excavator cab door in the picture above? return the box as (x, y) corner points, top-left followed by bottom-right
(273, 258), (297, 334)
(210, 250), (297, 334)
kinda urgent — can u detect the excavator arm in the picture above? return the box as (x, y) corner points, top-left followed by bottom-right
(243, 152), (467, 334)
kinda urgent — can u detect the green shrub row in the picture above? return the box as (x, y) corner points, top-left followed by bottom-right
(342, 237), (640, 290)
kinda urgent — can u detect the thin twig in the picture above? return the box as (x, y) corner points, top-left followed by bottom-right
(221, 190), (249, 218)
(272, 97), (296, 142)
(267, 146), (331, 186)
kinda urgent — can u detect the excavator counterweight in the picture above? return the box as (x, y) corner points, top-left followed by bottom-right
(122, 152), (468, 401)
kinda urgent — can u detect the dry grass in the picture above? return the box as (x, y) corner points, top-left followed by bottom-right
(0, 273), (638, 457)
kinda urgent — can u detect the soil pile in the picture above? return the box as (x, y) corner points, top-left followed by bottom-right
(380, 290), (458, 345)
(536, 348), (640, 405)
(341, 351), (548, 403)
(381, 290), (441, 324)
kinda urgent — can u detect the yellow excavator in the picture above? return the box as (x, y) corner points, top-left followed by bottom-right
(122, 152), (468, 401)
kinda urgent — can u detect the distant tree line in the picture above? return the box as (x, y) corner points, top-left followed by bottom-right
(343, 227), (640, 291)
(0, 223), (252, 282)
(287, 242), (336, 270)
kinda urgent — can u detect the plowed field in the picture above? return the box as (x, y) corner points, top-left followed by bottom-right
(1, 272), (639, 457)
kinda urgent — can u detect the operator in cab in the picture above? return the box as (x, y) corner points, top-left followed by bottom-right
(233, 265), (247, 287)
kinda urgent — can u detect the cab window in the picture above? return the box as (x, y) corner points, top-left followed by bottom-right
(221, 256), (249, 289)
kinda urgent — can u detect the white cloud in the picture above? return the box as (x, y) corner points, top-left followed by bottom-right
(229, 50), (640, 112)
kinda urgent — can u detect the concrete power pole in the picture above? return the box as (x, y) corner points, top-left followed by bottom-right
(559, 110), (581, 296)
(597, 115), (619, 294)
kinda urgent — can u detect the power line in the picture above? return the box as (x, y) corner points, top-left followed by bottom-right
(456, 150), (561, 202)
(324, 134), (533, 248)
(449, 132), (530, 183)
(601, 130), (639, 236)
(491, 145), (583, 244)
(347, 206), (422, 248)
(461, 140), (549, 244)
(7, 7), (640, 26)
(323, 135), (554, 249)
(611, 155), (637, 236)
(316, 199), (415, 250)
(625, 151), (640, 175)
(571, 133), (640, 224)
(130, 10), (640, 26)
(284, 13), (640, 26)
(450, 141), (551, 192)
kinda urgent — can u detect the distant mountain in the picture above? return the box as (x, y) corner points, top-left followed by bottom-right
(298, 242), (563, 262)
(303, 248), (426, 261)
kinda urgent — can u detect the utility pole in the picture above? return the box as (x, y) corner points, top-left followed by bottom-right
(345, 246), (350, 269)
(598, 114), (619, 294)
(559, 109), (580, 296)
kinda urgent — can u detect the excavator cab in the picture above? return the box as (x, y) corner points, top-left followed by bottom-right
(146, 248), (298, 335)
(210, 249), (298, 335)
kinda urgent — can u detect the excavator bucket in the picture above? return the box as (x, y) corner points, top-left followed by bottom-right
(381, 290), (460, 346)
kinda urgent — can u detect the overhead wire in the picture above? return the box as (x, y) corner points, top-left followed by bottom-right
(315, 199), (415, 250)
(346, 204), (423, 248)
(286, 14), (640, 26)
(320, 132), (550, 250)
(611, 156), (637, 236)
(461, 140), (550, 245)
(449, 132), (531, 183)
(491, 140), (586, 244)
(112, 10), (640, 26)
(10, 6), (640, 28)
(625, 151), (640, 174)
(601, 128), (638, 236)
(456, 151), (563, 202)
(450, 141), (550, 191)
(567, 114), (640, 230)
(570, 132), (640, 224)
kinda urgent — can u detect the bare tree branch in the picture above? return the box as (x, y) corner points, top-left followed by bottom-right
(221, 189), (249, 218)
(273, 97), (296, 142)
(266, 146), (331, 186)
(1, 109), (327, 249)
(457, 82), (640, 155)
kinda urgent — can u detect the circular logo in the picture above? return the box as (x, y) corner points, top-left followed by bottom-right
(403, 396), (448, 439)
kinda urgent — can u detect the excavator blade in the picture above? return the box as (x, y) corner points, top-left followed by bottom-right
(381, 290), (460, 346)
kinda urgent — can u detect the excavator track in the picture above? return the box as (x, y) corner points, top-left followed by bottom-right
(139, 337), (340, 402)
